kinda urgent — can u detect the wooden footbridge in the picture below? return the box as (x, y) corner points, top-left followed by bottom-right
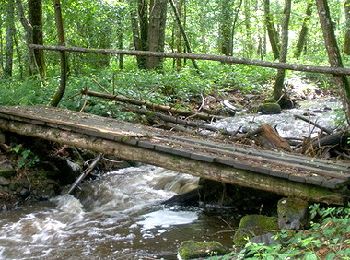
(0, 106), (349, 205)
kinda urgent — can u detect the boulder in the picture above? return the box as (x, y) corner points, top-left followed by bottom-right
(277, 197), (309, 230)
(178, 241), (229, 260)
(258, 102), (282, 114)
(233, 215), (279, 247)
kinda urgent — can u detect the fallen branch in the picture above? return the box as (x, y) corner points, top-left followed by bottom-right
(82, 88), (225, 121)
(67, 153), (102, 195)
(123, 106), (239, 136)
(294, 114), (332, 135)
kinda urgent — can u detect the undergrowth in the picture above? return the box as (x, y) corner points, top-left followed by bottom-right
(227, 204), (350, 259)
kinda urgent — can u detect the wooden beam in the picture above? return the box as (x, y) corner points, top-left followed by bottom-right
(0, 117), (345, 205)
(29, 44), (350, 76)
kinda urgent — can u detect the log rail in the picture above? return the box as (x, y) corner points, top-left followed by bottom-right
(0, 106), (349, 205)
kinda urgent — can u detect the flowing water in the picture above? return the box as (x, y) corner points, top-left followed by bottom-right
(0, 165), (236, 260)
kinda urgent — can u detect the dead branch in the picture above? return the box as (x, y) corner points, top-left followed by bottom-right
(82, 88), (225, 121)
(67, 153), (102, 195)
(294, 114), (332, 135)
(29, 44), (350, 75)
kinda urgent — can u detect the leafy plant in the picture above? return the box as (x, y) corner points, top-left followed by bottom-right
(10, 145), (40, 169)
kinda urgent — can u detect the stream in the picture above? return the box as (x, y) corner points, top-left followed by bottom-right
(0, 166), (236, 260)
(0, 96), (342, 259)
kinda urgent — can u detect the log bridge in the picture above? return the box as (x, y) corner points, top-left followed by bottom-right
(0, 106), (349, 205)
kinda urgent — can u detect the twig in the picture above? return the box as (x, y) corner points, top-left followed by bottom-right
(67, 153), (102, 195)
(294, 114), (332, 135)
(91, 78), (111, 94)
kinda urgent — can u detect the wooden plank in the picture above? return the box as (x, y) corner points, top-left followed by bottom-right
(0, 106), (348, 188)
(0, 116), (345, 205)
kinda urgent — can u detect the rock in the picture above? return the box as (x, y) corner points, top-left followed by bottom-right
(250, 232), (276, 245)
(0, 176), (10, 186)
(19, 188), (30, 198)
(178, 241), (229, 259)
(277, 197), (309, 230)
(258, 102), (282, 114)
(0, 160), (16, 178)
(233, 215), (279, 247)
(0, 131), (5, 144)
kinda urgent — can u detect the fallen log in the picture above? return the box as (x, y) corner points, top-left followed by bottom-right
(123, 106), (239, 136)
(81, 88), (225, 121)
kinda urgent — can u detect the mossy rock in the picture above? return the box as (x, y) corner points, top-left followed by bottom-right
(277, 197), (309, 230)
(233, 214), (279, 247)
(0, 161), (16, 178)
(178, 240), (229, 259)
(258, 102), (282, 114)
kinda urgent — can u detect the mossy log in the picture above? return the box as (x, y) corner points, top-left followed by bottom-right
(0, 117), (346, 205)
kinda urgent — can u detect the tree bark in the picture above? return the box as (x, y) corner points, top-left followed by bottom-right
(344, 0), (350, 55)
(0, 8), (4, 73)
(146, 0), (168, 69)
(273, 0), (291, 107)
(30, 44), (350, 76)
(50, 0), (67, 107)
(169, 0), (199, 71)
(218, 0), (234, 56)
(137, 0), (148, 68)
(29, 0), (45, 78)
(4, 0), (15, 77)
(316, 0), (350, 123)
(244, 0), (253, 57)
(294, 2), (313, 59)
(263, 0), (280, 60)
(16, 0), (36, 75)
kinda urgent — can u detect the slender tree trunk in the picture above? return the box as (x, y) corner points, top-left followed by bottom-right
(16, 0), (36, 75)
(344, 0), (350, 55)
(175, 0), (182, 70)
(295, 2), (313, 59)
(0, 7), (4, 73)
(244, 0), (253, 57)
(273, 0), (291, 107)
(231, 0), (243, 53)
(263, 0), (280, 60)
(13, 26), (23, 79)
(50, 0), (67, 107)
(169, 0), (199, 71)
(29, 0), (45, 77)
(4, 0), (15, 77)
(316, 0), (350, 123)
(138, 0), (148, 68)
(219, 0), (234, 56)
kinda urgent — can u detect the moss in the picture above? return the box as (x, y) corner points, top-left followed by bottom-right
(178, 240), (228, 260)
(233, 215), (279, 247)
(258, 102), (282, 114)
(277, 197), (309, 229)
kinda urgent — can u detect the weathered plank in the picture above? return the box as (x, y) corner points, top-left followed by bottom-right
(0, 105), (349, 204)
(0, 116), (345, 205)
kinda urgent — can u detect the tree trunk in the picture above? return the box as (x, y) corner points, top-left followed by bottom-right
(146, 0), (168, 69)
(169, 0), (199, 71)
(50, 0), (67, 107)
(29, 0), (45, 78)
(219, 0), (234, 56)
(273, 0), (291, 107)
(15, 0), (36, 75)
(294, 2), (313, 59)
(263, 0), (280, 60)
(344, 0), (350, 55)
(175, 0), (182, 70)
(0, 7), (4, 73)
(244, 0), (253, 57)
(316, 0), (350, 123)
(231, 0), (243, 53)
(13, 25), (23, 79)
(4, 0), (15, 77)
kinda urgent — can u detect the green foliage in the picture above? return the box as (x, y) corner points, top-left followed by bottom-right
(233, 204), (350, 259)
(10, 145), (40, 169)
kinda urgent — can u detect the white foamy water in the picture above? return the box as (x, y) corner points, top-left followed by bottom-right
(214, 98), (342, 138)
(0, 165), (236, 260)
